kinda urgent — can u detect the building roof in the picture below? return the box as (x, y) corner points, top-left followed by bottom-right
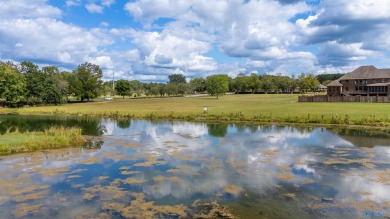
(319, 84), (327, 89)
(327, 80), (343, 87)
(339, 66), (390, 80)
(366, 82), (390, 87)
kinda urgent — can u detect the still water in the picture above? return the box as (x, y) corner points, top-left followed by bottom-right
(0, 116), (389, 218)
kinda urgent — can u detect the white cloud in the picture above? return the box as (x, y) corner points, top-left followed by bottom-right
(318, 41), (374, 67)
(0, 18), (113, 65)
(100, 21), (109, 27)
(88, 56), (114, 69)
(2, 0), (390, 81)
(124, 0), (316, 77)
(296, 0), (390, 67)
(0, 0), (61, 19)
(131, 30), (215, 75)
(85, 3), (104, 13)
(66, 0), (82, 7)
(101, 0), (116, 7)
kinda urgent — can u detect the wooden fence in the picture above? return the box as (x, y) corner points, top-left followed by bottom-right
(298, 95), (390, 103)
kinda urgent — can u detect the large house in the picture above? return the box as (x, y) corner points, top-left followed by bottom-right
(327, 66), (390, 96)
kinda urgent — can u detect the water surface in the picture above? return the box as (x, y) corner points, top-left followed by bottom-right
(0, 116), (389, 218)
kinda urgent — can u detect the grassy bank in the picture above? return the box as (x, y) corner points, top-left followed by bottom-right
(1, 94), (389, 128)
(0, 127), (84, 155)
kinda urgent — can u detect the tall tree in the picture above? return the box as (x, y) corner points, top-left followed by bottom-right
(41, 66), (67, 105)
(115, 79), (131, 99)
(21, 61), (45, 105)
(168, 74), (186, 84)
(72, 62), (103, 101)
(206, 74), (229, 99)
(0, 61), (26, 107)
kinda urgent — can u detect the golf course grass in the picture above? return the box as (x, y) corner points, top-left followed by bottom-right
(1, 94), (389, 128)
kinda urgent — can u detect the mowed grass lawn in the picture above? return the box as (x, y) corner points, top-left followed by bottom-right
(2, 94), (389, 124)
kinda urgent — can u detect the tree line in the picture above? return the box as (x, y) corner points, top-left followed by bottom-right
(1, 60), (328, 107)
(0, 61), (102, 107)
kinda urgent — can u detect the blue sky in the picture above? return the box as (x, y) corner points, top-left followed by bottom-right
(1, 0), (390, 82)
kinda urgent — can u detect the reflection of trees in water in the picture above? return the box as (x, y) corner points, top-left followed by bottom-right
(330, 127), (390, 138)
(234, 123), (259, 133)
(117, 119), (131, 129)
(207, 123), (228, 137)
(0, 115), (105, 136)
(83, 140), (104, 149)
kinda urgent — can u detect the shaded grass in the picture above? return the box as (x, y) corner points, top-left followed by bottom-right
(1, 94), (390, 128)
(0, 127), (84, 155)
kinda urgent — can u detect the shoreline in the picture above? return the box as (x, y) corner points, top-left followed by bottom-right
(1, 110), (389, 132)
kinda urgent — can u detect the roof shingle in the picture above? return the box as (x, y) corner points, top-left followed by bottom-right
(339, 66), (390, 80)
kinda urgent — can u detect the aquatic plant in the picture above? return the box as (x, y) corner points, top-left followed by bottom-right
(0, 126), (84, 155)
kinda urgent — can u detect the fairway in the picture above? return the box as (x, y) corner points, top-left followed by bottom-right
(1, 94), (390, 126)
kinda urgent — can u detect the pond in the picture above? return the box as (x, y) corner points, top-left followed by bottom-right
(0, 115), (389, 218)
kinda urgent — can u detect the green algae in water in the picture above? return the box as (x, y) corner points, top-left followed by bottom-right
(0, 117), (389, 218)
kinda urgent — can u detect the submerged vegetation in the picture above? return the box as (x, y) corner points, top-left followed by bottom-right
(0, 126), (84, 155)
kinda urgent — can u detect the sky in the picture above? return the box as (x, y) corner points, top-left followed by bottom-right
(1, 0), (390, 82)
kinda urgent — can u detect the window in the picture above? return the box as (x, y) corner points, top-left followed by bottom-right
(346, 87), (349, 91)
(381, 79), (385, 83)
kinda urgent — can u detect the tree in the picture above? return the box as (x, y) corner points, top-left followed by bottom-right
(231, 76), (247, 93)
(115, 80), (131, 99)
(189, 78), (206, 93)
(165, 83), (178, 96)
(65, 71), (82, 100)
(273, 74), (293, 93)
(259, 75), (275, 93)
(41, 66), (68, 105)
(72, 62), (103, 101)
(316, 73), (344, 84)
(21, 61), (45, 105)
(0, 61), (26, 107)
(129, 80), (143, 97)
(206, 74), (229, 99)
(168, 74), (186, 84)
(177, 83), (188, 96)
(245, 73), (261, 93)
(297, 73), (320, 93)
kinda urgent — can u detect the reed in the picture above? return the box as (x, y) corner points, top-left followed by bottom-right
(0, 127), (84, 155)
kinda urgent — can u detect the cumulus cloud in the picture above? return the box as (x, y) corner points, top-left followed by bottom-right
(296, 0), (390, 67)
(0, 18), (114, 66)
(85, 3), (104, 13)
(0, 0), (61, 19)
(124, 0), (315, 77)
(66, 0), (82, 7)
(318, 41), (373, 67)
(2, 0), (390, 81)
